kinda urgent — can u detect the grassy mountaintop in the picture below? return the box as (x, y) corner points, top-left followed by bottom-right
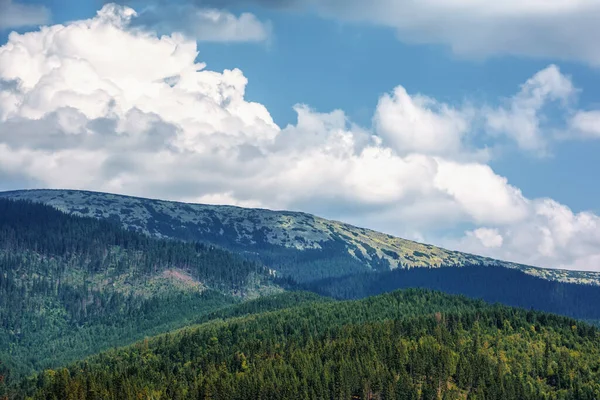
(2, 189), (599, 285)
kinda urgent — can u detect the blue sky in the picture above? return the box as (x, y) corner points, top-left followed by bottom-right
(1, 0), (600, 270)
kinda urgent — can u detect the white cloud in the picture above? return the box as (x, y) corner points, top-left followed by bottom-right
(132, 5), (271, 42)
(467, 228), (504, 249)
(570, 110), (600, 138)
(451, 199), (600, 271)
(371, 67), (582, 158)
(1, 4), (600, 272)
(433, 160), (529, 225)
(0, 0), (49, 29)
(484, 65), (576, 154)
(373, 86), (474, 157)
(300, 0), (600, 67)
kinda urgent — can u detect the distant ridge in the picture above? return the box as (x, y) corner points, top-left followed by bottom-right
(3, 188), (600, 286)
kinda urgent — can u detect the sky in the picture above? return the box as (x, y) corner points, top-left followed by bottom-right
(1, 0), (600, 271)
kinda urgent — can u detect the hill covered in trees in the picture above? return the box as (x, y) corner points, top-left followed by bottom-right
(2, 189), (599, 286)
(3, 195), (600, 399)
(301, 265), (600, 322)
(13, 289), (600, 400)
(0, 199), (278, 381)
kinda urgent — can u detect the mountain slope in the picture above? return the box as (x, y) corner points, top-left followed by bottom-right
(0, 199), (277, 380)
(15, 289), (600, 400)
(2, 189), (599, 286)
(304, 265), (600, 321)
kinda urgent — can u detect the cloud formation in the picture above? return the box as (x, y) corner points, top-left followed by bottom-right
(571, 111), (600, 138)
(2, 4), (600, 272)
(131, 4), (271, 42)
(373, 86), (475, 158)
(484, 65), (577, 154)
(0, 0), (50, 29)
(175, 0), (600, 66)
(454, 200), (600, 272)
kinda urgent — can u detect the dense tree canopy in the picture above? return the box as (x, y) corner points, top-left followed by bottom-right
(0, 199), (274, 380)
(15, 289), (600, 400)
(4, 198), (600, 399)
(300, 265), (600, 322)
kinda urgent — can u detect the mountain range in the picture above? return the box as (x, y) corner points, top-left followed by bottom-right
(2, 189), (599, 286)
(3, 189), (600, 399)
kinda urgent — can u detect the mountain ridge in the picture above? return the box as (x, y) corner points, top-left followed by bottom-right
(2, 188), (599, 286)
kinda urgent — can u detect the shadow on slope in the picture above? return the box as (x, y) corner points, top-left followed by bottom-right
(301, 264), (600, 321)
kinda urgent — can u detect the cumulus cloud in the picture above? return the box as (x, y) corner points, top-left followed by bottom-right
(372, 65), (583, 157)
(452, 199), (600, 272)
(484, 65), (576, 154)
(433, 160), (529, 225)
(131, 4), (271, 42)
(467, 228), (504, 249)
(373, 86), (475, 158)
(1, 4), (600, 272)
(0, 0), (49, 29)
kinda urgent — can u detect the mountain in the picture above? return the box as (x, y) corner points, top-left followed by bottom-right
(2, 189), (599, 286)
(0, 198), (278, 381)
(14, 289), (600, 400)
(304, 264), (600, 321)
(3, 191), (600, 399)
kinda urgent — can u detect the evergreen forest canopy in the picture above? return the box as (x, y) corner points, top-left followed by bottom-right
(0, 199), (276, 381)
(12, 289), (600, 400)
(3, 196), (600, 399)
(300, 265), (600, 322)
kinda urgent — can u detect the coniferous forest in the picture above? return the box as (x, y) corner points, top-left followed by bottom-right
(0, 199), (274, 381)
(300, 265), (600, 322)
(13, 290), (600, 400)
(3, 198), (600, 399)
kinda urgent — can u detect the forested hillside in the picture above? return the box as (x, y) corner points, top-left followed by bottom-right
(0, 199), (277, 381)
(3, 189), (599, 286)
(302, 265), (600, 321)
(15, 289), (600, 400)
(4, 193), (600, 399)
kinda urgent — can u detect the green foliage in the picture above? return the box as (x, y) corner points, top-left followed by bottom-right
(4, 195), (600, 399)
(6, 189), (600, 288)
(0, 199), (275, 381)
(16, 289), (600, 399)
(0, 199), (269, 291)
(191, 291), (332, 325)
(302, 265), (600, 321)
